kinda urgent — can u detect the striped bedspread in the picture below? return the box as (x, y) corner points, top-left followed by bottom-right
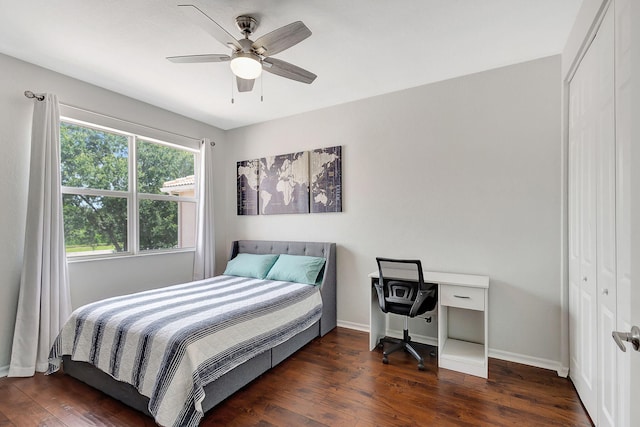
(47, 275), (323, 427)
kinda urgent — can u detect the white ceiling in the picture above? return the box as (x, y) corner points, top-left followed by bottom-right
(0, 0), (582, 130)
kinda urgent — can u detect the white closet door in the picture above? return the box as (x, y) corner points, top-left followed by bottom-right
(568, 5), (616, 423)
(595, 8), (617, 427)
(568, 84), (582, 394)
(569, 23), (598, 418)
(614, 0), (632, 424)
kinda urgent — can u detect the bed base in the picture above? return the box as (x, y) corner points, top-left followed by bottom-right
(62, 240), (337, 419)
(63, 320), (320, 415)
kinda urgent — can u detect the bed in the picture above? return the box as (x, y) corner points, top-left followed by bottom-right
(47, 240), (337, 427)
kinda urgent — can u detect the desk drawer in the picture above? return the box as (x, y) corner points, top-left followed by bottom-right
(440, 285), (485, 311)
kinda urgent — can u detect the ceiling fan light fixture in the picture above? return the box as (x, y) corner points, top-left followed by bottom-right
(171, 8), (316, 91)
(230, 52), (262, 79)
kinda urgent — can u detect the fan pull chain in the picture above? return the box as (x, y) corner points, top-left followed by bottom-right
(260, 73), (264, 102)
(231, 76), (235, 104)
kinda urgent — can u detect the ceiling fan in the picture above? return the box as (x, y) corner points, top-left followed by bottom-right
(168, 4), (317, 93)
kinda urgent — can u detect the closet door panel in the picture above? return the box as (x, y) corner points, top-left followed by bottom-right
(595, 8), (617, 426)
(568, 5), (616, 421)
(568, 115), (581, 378)
(569, 37), (598, 416)
(615, 0), (632, 424)
(569, 1), (629, 424)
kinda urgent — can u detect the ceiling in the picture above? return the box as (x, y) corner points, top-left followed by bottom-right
(0, 1), (582, 130)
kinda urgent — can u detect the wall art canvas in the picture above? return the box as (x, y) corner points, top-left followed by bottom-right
(310, 145), (342, 213)
(259, 151), (309, 215)
(236, 159), (259, 215)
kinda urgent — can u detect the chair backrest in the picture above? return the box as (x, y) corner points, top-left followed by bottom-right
(374, 258), (438, 318)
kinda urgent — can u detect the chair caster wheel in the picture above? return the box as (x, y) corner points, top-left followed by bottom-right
(418, 364), (425, 371)
(382, 357), (389, 364)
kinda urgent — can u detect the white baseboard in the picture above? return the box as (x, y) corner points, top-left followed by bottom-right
(336, 322), (567, 376)
(336, 320), (369, 332)
(489, 348), (568, 377)
(557, 366), (569, 378)
(0, 365), (8, 378)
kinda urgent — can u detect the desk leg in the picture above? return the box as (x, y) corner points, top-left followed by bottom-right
(369, 281), (386, 350)
(437, 299), (448, 361)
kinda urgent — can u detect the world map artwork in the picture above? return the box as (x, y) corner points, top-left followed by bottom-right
(259, 151), (310, 215)
(310, 146), (342, 213)
(236, 146), (342, 216)
(236, 159), (259, 215)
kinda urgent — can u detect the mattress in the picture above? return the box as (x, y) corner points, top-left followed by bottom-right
(48, 275), (322, 427)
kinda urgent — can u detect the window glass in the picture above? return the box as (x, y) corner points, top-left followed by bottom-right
(138, 199), (195, 250)
(63, 195), (128, 257)
(137, 139), (195, 195)
(60, 122), (128, 191)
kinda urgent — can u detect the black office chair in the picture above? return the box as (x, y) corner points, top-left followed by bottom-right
(374, 257), (438, 370)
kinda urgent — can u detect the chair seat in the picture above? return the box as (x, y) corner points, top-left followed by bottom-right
(382, 283), (437, 318)
(385, 303), (413, 316)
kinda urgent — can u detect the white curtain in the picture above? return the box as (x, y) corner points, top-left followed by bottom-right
(193, 138), (216, 280)
(9, 94), (72, 376)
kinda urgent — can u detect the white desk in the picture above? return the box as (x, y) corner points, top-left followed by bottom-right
(368, 269), (490, 378)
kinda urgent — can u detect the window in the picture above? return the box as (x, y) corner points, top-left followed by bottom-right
(60, 119), (198, 258)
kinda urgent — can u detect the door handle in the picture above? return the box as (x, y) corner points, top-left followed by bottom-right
(612, 326), (640, 352)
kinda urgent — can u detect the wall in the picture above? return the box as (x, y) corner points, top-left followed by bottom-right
(0, 52), (564, 374)
(224, 56), (564, 369)
(0, 53), (228, 373)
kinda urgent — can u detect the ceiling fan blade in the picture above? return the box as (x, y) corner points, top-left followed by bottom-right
(236, 77), (255, 92)
(252, 21), (311, 56)
(178, 4), (242, 51)
(263, 58), (317, 84)
(167, 54), (231, 63)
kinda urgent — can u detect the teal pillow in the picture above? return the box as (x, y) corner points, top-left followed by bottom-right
(265, 254), (326, 285)
(223, 253), (279, 279)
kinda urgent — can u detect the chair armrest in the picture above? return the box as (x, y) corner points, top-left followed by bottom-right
(409, 286), (437, 317)
(373, 279), (387, 313)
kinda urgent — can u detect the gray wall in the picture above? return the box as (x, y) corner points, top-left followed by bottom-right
(0, 52), (564, 374)
(0, 53), (229, 373)
(224, 55), (564, 369)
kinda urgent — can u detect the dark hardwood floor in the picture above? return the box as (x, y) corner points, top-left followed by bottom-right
(0, 327), (592, 426)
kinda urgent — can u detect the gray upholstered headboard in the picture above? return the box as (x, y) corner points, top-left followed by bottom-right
(229, 240), (337, 336)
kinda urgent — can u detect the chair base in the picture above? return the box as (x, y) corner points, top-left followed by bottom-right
(378, 329), (431, 371)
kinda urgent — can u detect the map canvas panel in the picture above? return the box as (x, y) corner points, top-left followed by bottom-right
(259, 151), (310, 215)
(237, 159), (259, 215)
(311, 145), (342, 213)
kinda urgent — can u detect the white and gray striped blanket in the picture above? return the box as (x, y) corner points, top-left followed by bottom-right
(47, 275), (323, 427)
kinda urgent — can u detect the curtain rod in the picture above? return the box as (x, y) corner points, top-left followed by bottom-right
(23, 90), (213, 146)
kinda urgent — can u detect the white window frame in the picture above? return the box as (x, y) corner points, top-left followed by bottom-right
(60, 117), (200, 260)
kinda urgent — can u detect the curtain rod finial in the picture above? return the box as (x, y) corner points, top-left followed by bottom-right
(24, 90), (45, 101)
